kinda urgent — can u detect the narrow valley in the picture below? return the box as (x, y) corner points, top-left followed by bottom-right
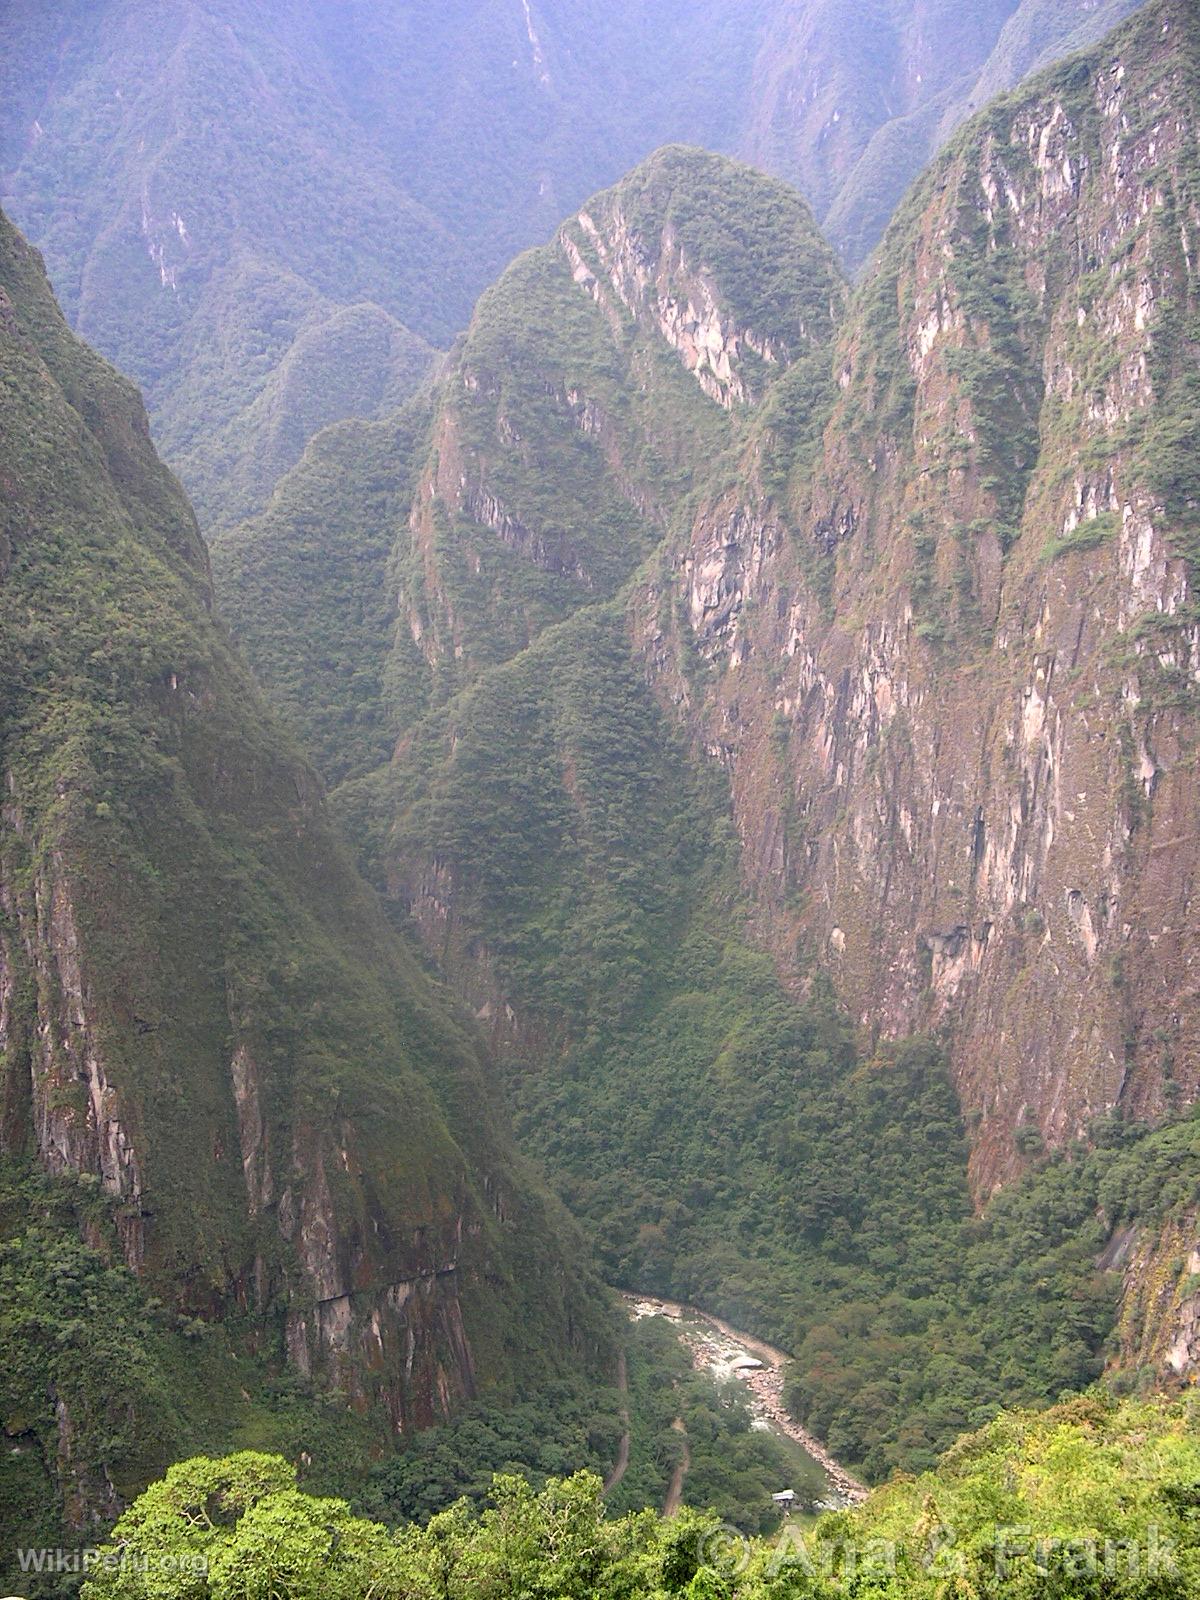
(3, 0), (1200, 1595)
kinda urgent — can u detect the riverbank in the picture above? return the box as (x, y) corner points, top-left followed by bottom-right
(621, 1293), (868, 1507)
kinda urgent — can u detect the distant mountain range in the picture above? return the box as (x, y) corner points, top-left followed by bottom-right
(0, 0), (1145, 529)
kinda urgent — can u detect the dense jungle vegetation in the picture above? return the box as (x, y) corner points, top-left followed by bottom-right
(79, 1393), (1200, 1599)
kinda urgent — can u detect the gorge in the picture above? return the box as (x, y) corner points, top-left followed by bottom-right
(218, 0), (1200, 1459)
(2, 0), (1200, 1593)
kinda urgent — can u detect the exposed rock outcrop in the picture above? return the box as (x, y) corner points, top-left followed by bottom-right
(389, 147), (845, 696)
(212, 6), (1198, 1398)
(645, 0), (1200, 1198)
(1115, 1211), (1200, 1378)
(562, 207), (783, 408)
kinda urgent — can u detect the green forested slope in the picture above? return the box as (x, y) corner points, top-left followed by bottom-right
(387, 146), (844, 695)
(0, 1160), (419, 1580)
(4, 0), (1198, 1581)
(0, 204), (615, 1578)
(212, 10), (1200, 1493)
(369, 602), (1200, 1482)
(216, 148), (843, 741)
(160, 284), (436, 534)
(0, 0), (756, 528)
(210, 398), (435, 784)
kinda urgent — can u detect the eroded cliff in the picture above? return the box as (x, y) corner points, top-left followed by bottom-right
(0, 204), (612, 1537)
(646, 0), (1200, 1197)
(213, 0), (1200, 1465)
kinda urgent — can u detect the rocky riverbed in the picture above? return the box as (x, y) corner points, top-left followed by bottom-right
(623, 1293), (868, 1509)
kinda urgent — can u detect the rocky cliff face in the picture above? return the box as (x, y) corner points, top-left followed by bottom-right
(742, 0), (1150, 268)
(405, 4), (1200, 1305)
(347, 18), (1200, 1210)
(0, 203), (611, 1470)
(377, 151), (844, 713)
(647, 0), (1200, 1197)
(1112, 1209), (1200, 1376)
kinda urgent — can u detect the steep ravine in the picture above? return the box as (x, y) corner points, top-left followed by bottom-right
(212, 0), (1200, 1488)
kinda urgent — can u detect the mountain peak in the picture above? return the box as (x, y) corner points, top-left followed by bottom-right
(560, 145), (845, 408)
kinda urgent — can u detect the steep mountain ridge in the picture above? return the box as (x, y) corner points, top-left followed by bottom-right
(158, 272), (436, 534)
(0, 204), (613, 1554)
(389, 148), (847, 703)
(780, 0), (1150, 268)
(217, 90), (1200, 1482)
(214, 148), (845, 747)
(209, 398), (436, 787)
(649, 0), (1200, 1196)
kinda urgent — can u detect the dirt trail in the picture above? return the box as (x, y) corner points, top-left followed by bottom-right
(603, 1348), (631, 1495)
(662, 1418), (690, 1517)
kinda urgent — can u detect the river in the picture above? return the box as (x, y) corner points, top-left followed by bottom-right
(621, 1292), (868, 1510)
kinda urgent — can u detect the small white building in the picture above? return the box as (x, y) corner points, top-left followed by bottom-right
(771, 1490), (796, 1512)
